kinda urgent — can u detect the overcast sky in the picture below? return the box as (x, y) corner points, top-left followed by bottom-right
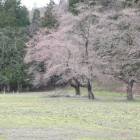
(21, 0), (59, 9)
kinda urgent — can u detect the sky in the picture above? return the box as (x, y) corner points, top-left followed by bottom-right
(21, 0), (59, 9)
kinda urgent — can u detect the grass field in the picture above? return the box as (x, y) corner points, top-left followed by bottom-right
(0, 91), (140, 140)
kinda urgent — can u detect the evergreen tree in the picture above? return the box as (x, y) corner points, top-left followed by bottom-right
(0, 0), (32, 92)
(41, 0), (58, 28)
(26, 8), (41, 38)
(68, 0), (84, 14)
(32, 8), (40, 25)
(0, 27), (31, 92)
(0, 0), (30, 28)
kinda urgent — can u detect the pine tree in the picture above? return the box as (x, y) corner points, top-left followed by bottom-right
(0, 27), (31, 92)
(0, 0), (30, 28)
(41, 0), (58, 28)
(32, 8), (40, 25)
(0, 0), (31, 92)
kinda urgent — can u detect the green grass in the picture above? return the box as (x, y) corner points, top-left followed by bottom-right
(0, 92), (140, 140)
(0, 135), (7, 140)
(44, 87), (140, 100)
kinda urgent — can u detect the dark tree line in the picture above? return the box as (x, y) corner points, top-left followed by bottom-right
(0, 0), (31, 92)
(0, 0), (30, 28)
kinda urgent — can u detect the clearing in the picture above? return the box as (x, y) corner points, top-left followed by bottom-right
(0, 91), (140, 140)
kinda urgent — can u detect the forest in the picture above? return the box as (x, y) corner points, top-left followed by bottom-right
(0, 0), (140, 100)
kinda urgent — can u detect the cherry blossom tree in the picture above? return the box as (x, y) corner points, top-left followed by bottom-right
(97, 8), (140, 100)
(69, 2), (140, 100)
(25, 2), (101, 99)
(25, 1), (140, 100)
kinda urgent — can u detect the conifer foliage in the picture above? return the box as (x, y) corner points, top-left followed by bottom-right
(0, 0), (30, 28)
(0, 0), (31, 92)
(41, 0), (58, 28)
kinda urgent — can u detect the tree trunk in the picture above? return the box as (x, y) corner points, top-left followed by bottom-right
(17, 82), (20, 92)
(126, 81), (134, 100)
(3, 86), (6, 94)
(84, 38), (95, 99)
(70, 79), (81, 95)
(75, 85), (81, 95)
(87, 80), (94, 99)
(27, 86), (29, 92)
(20, 84), (23, 92)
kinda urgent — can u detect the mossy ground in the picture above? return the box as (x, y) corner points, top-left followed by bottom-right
(0, 91), (140, 140)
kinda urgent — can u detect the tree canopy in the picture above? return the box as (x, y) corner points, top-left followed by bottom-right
(41, 0), (58, 28)
(25, 0), (140, 100)
(0, 0), (30, 28)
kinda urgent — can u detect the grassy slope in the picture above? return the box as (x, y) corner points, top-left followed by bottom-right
(0, 92), (140, 140)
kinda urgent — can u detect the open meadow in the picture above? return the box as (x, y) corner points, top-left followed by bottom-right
(0, 91), (140, 140)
